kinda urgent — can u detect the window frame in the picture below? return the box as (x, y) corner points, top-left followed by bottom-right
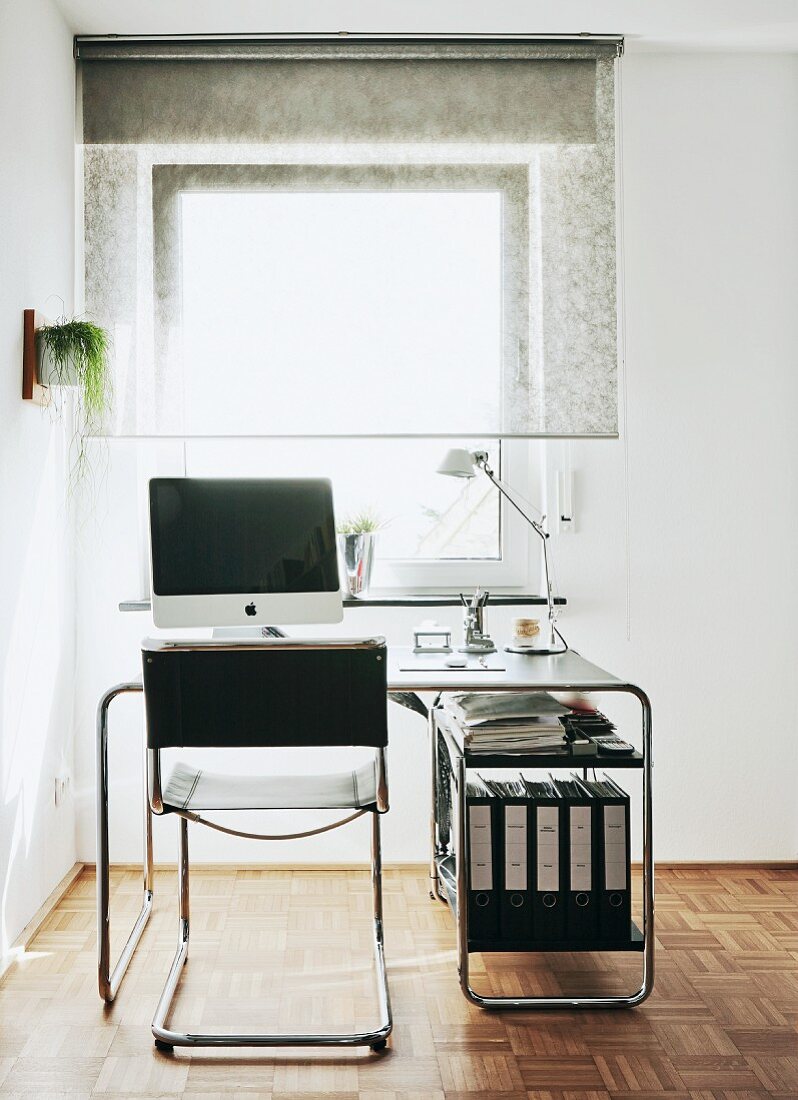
(370, 437), (534, 591)
(135, 437), (537, 595)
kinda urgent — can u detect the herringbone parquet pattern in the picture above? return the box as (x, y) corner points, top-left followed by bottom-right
(1, 865), (797, 1098)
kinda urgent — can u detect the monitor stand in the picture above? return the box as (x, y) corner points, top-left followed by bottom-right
(212, 625), (287, 639)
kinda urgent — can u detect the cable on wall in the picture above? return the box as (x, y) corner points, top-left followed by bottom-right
(615, 53), (633, 643)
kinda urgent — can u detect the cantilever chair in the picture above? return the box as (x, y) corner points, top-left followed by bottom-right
(142, 636), (392, 1053)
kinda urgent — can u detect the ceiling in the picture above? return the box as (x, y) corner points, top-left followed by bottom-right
(55, 0), (798, 52)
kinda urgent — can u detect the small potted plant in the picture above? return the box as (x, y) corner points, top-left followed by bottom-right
(36, 315), (111, 485)
(337, 509), (383, 599)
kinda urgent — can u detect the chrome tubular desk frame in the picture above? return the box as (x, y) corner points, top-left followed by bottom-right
(97, 680), (152, 1003)
(391, 650), (654, 1010)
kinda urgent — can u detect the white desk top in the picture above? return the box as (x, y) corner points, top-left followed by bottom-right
(387, 647), (629, 693)
(136, 637), (633, 695)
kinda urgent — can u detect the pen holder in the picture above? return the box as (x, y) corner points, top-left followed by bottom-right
(459, 602), (496, 654)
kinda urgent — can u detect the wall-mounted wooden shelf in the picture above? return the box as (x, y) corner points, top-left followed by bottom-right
(22, 308), (47, 405)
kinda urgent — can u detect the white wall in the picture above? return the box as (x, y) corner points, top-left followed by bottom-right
(611, 53), (798, 857)
(72, 51), (798, 867)
(551, 53), (798, 859)
(0, 0), (77, 957)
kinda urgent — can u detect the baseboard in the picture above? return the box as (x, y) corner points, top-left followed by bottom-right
(86, 860), (798, 874)
(0, 862), (85, 981)
(641, 860), (798, 871)
(82, 860), (430, 873)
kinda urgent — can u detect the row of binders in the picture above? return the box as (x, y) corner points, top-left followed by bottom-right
(466, 773), (631, 945)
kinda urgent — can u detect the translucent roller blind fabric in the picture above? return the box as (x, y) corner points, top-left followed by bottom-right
(80, 39), (620, 437)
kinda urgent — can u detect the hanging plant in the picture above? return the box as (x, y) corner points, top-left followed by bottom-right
(36, 316), (111, 488)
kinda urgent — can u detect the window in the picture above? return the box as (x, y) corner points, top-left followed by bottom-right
(170, 185), (537, 588)
(149, 162), (529, 437)
(172, 437), (536, 589)
(180, 189), (505, 436)
(81, 39), (621, 594)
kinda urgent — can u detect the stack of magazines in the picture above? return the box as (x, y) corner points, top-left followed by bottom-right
(441, 691), (572, 754)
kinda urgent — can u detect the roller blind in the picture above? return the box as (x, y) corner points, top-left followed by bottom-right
(79, 37), (621, 437)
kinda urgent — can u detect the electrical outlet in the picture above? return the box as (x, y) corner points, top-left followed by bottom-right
(54, 773), (71, 807)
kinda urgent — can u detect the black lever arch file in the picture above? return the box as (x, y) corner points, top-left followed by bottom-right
(575, 774), (632, 941)
(524, 779), (566, 941)
(465, 777), (500, 941)
(483, 777), (532, 940)
(553, 777), (599, 941)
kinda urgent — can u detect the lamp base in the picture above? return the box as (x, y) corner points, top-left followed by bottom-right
(504, 642), (568, 656)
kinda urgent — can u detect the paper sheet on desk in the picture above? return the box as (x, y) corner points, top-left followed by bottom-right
(398, 664), (506, 673)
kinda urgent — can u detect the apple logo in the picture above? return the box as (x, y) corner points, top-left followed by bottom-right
(245, 602), (257, 617)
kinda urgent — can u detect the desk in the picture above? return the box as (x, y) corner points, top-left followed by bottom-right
(388, 647), (653, 1009)
(97, 646), (652, 1009)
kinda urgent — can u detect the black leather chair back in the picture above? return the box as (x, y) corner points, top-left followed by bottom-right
(142, 639), (388, 750)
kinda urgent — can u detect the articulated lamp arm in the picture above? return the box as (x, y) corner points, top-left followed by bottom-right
(435, 446), (565, 652)
(471, 451), (561, 650)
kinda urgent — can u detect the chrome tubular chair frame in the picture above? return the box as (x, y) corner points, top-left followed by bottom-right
(97, 680), (153, 1003)
(432, 682), (654, 1009)
(143, 638), (393, 1052)
(150, 803), (392, 1051)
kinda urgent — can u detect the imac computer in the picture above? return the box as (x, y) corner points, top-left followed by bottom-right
(148, 477), (343, 629)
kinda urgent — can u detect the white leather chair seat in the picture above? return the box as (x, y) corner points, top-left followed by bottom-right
(163, 759), (378, 812)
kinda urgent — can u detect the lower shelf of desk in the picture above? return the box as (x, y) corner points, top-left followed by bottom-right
(437, 855), (644, 954)
(467, 924), (644, 954)
(461, 749), (644, 769)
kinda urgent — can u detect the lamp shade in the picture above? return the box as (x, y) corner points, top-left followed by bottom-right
(437, 448), (478, 478)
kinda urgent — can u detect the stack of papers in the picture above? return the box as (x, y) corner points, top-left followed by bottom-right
(442, 691), (572, 754)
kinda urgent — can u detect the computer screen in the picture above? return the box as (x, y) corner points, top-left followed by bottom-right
(149, 478), (342, 628)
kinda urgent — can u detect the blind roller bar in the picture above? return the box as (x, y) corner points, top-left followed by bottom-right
(74, 35), (623, 62)
(86, 433), (619, 442)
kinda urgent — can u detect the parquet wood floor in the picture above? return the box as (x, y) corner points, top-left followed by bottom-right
(1, 865), (798, 1098)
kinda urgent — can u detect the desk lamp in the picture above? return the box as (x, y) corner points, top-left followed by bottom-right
(437, 448), (567, 654)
